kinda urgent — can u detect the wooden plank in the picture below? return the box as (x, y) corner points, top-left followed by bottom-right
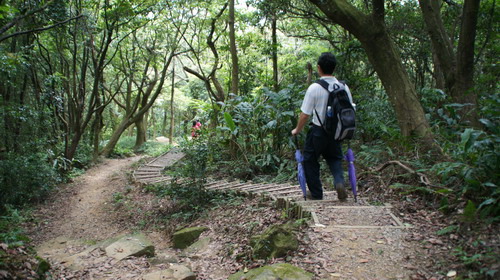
(310, 211), (325, 227)
(141, 176), (172, 184)
(204, 180), (227, 187)
(134, 174), (163, 179)
(261, 188), (302, 196)
(136, 167), (164, 171)
(388, 212), (405, 227)
(134, 169), (162, 173)
(239, 183), (283, 191)
(207, 182), (245, 190)
(145, 164), (166, 168)
(326, 225), (409, 229)
(256, 186), (298, 194)
(230, 183), (265, 191)
(324, 205), (393, 209)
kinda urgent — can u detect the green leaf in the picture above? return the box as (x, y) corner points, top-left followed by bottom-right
(462, 200), (477, 222)
(461, 128), (474, 153)
(436, 225), (459, 236)
(478, 198), (496, 209)
(479, 118), (495, 130)
(224, 112), (236, 132)
(483, 182), (497, 188)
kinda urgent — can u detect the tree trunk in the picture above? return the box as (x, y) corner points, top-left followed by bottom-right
(271, 12), (279, 92)
(419, 0), (480, 126)
(134, 112), (147, 150)
(162, 109), (167, 136)
(169, 64), (175, 144)
(306, 62), (313, 84)
(92, 98), (104, 161)
(100, 118), (131, 157)
(362, 32), (431, 139)
(454, 0), (480, 126)
(101, 50), (177, 157)
(309, 0), (434, 142)
(229, 0), (239, 94)
(65, 128), (82, 161)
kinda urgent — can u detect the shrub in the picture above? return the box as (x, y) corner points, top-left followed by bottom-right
(0, 152), (59, 213)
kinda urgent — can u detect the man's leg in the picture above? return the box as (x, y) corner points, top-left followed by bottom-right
(303, 127), (324, 199)
(324, 140), (347, 200)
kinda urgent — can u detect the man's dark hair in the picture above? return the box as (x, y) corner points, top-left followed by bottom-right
(317, 52), (337, 75)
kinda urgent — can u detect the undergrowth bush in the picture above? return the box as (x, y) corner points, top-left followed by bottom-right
(145, 180), (244, 223)
(136, 141), (173, 157)
(431, 127), (499, 221)
(111, 136), (172, 157)
(0, 152), (60, 212)
(208, 85), (303, 178)
(0, 207), (29, 245)
(110, 136), (136, 157)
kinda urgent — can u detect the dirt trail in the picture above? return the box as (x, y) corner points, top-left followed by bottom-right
(27, 154), (434, 280)
(30, 156), (142, 244)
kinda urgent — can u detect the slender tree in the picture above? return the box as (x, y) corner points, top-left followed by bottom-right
(229, 0), (239, 94)
(419, 0), (481, 126)
(182, 2), (228, 103)
(169, 62), (176, 144)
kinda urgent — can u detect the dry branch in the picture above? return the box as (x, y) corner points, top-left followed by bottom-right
(359, 160), (448, 191)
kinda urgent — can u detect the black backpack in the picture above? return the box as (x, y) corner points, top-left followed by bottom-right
(314, 79), (356, 141)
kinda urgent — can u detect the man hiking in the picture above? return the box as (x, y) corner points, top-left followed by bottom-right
(291, 52), (354, 201)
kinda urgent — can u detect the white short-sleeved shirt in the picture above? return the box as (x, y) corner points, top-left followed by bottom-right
(300, 76), (354, 126)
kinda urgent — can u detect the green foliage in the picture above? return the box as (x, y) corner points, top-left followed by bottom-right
(176, 136), (210, 179)
(436, 225), (459, 236)
(453, 241), (499, 279)
(205, 85), (302, 179)
(462, 200), (478, 223)
(110, 136), (136, 158)
(0, 207), (29, 246)
(0, 153), (59, 212)
(355, 90), (399, 142)
(135, 141), (173, 157)
(431, 127), (499, 220)
(145, 180), (244, 223)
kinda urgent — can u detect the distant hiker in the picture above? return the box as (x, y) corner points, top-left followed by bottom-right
(291, 52), (354, 201)
(191, 120), (201, 138)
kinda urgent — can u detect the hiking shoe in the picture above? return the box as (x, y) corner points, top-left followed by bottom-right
(336, 183), (347, 201)
(306, 191), (323, 200)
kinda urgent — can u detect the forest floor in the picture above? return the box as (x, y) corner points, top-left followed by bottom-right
(20, 153), (499, 280)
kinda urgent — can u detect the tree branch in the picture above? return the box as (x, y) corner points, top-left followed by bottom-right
(373, 0), (385, 22)
(0, 0), (54, 35)
(0, 14), (84, 43)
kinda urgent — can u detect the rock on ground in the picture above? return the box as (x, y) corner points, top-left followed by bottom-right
(229, 263), (313, 280)
(105, 233), (155, 260)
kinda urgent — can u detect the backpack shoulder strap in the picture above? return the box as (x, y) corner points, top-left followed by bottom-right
(315, 79), (330, 91)
(315, 79), (347, 92)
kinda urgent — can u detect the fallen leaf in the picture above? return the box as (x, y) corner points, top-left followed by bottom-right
(428, 238), (444, 245)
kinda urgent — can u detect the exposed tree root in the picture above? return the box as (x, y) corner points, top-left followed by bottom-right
(359, 160), (451, 192)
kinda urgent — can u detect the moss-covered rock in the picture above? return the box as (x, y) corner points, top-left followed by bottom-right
(104, 233), (155, 260)
(172, 226), (208, 249)
(250, 223), (298, 259)
(229, 263), (313, 280)
(36, 256), (51, 276)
